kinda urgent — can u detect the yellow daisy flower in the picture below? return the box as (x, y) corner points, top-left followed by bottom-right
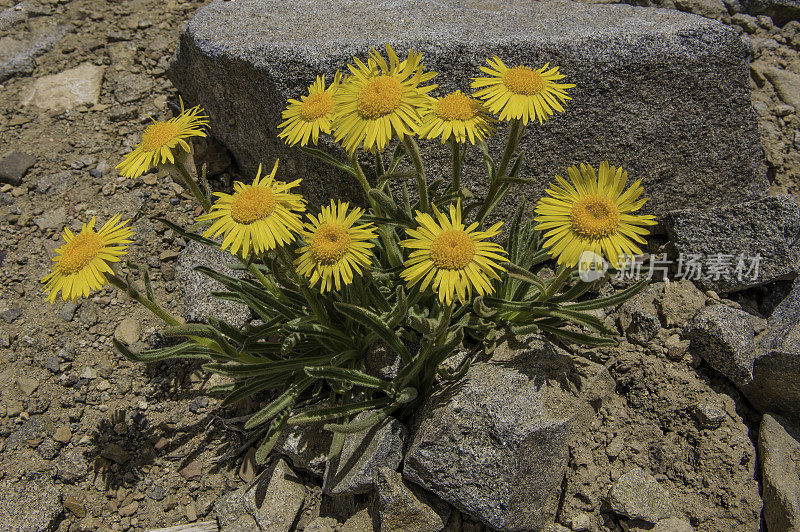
(471, 57), (575, 125)
(400, 202), (507, 305)
(117, 100), (209, 179)
(41, 215), (133, 302)
(416, 90), (494, 144)
(332, 44), (437, 152)
(534, 162), (657, 269)
(295, 200), (377, 293)
(197, 160), (306, 257)
(278, 72), (343, 147)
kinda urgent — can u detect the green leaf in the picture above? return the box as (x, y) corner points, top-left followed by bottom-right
(245, 377), (312, 430)
(287, 397), (392, 425)
(222, 375), (286, 406)
(255, 409), (289, 464)
(299, 146), (357, 176)
(368, 189), (415, 226)
(334, 302), (411, 364)
(304, 366), (393, 392)
(324, 408), (392, 433)
(203, 354), (333, 376)
(162, 324), (218, 339)
(155, 218), (219, 249)
(501, 262), (547, 293)
(563, 279), (648, 311)
(113, 339), (216, 363)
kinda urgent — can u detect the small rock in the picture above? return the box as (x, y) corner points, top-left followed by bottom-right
(23, 63), (104, 112)
(342, 508), (374, 532)
(303, 516), (339, 532)
(567, 512), (592, 531)
(1, 306), (23, 323)
(145, 484), (167, 501)
(180, 460), (204, 480)
(758, 414), (800, 532)
(79, 301), (98, 326)
(619, 288), (662, 345)
(0, 476), (62, 532)
(59, 301), (78, 321)
(118, 501), (139, 517)
(664, 334), (691, 361)
(56, 447), (89, 483)
(53, 425), (72, 443)
(375, 467), (445, 532)
(691, 401), (726, 429)
(277, 422), (331, 478)
(0, 151), (35, 186)
(63, 496), (86, 518)
(684, 305), (757, 386)
(607, 467), (673, 524)
(16, 376), (39, 396)
(114, 316), (140, 345)
(324, 412), (407, 495)
(79, 366), (97, 380)
(764, 67), (800, 110)
(101, 443), (130, 465)
(658, 279), (708, 327)
(45, 356), (60, 373)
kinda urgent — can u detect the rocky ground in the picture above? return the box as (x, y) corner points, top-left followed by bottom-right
(1, 0), (800, 531)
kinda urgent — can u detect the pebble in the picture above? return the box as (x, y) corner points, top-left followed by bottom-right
(79, 367), (97, 380)
(16, 377), (39, 396)
(180, 460), (204, 480)
(101, 443), (131, 465)
(63, 496), (87, 518)
(44, 356), (61, 373)
(692, 401), (727, 429)
(53, 426), (72, 443)
(118, 501), (139, 517)
(0, 151), (36, 186)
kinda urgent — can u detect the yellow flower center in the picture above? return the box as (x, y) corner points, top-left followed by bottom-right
(429, 230), (476, 271)
(60, 231), (103, 274)
(301, 92), (334, 121)
(357, 75), (403, 119)
(570, 195), (620, 240)
(141, 121), (179, 151)
(230, 187), (277, 225)
(310, 223), (351, 264)
(435, 93), (478, 121)
(503, 66), (544, 96)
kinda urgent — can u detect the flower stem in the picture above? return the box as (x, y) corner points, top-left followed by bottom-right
(449, 136), (462, 197)
(277, 246), (329, 325)
(245, 259), (283, 299)
(171, 159), (211, 213)
(403, 136), (429, 212)
(348, 152), (372, 197)
(108, 274), (181, 326)
(476, 118), (524, 225)
(538, 265), (573, 301)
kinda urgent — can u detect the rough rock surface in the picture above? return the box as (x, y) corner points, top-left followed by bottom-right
(168, 0), (766, 217)
(684, 304), (758, 386)
(0, 475), (63, 532)
(743, 277), (800, 424)
(375, 467), (446, 532)
(22, 62), (104, 112)
(175, 240), (251, 328)
(323, 412), (407, 495)
(276, 422), (331, 478)
(758, 414), (800, 532)
(403, 334), (588, 531)
(664, 195), (800, 293)
(215, 458), (307, 532)
(607, 467), (674, 523)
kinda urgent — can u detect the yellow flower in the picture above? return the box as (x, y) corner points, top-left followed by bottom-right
(534, 162), (657, 269)
(278, 72), (343, 147)
(416, 90), (494, 144)
(471, 57), (575, 124)
(295, 200), (377, 292)
(41, 215), (133, 302)
(197, 161), (305, 257)
(332, 44), (437, 152)
(116, 99), (209, 179)
(400, 202), (507, 305)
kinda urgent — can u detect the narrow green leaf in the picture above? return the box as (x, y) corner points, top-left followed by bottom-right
(304, 366), (393, 392)
(502, 262), (547, 293)
(324, 407), (392, 433)
(334, 302), (411, 364)
(564, 279), (648, 311)
(299, 146), (357, 176)
(255, 409), (289, 464)
(156, 218), (218, 248)
(245, 377), (312, 430)
(287, 398), (392, 425)
(113, 339), (216, 363)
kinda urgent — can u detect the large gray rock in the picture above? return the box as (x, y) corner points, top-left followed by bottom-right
(323, 412), (407, 495)
(402, 334), (588, 531)
(275, 422), (331, 478)
(758, 414), (800, 532)
(743, 278), (800, 424)
(0, 475), (63, 532)
(168, 0), (766, 218)
(215, 458), (307, 532)
(176, 240), (251, 328)
(684, 304), (758, 386)
(664, 195), (800, 294)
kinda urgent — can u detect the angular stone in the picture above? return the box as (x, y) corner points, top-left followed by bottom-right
(658, 279), (707, 327)
(403, 335), (586, 531)
(0, 24), (72, 83)
(684, 304), (757, 386)
(763, 67), (800, 111)
(323, 412), (407, 495)
(276, 421), (331, 478)
(114, 316), (141, 345)
(176, 240), (251, 328)
(758, 414), (800, 532)
(215, 458), (306, 532)
(169, 0), (765, 218)
(0, 475), (62, 532)
(303, 516), (339, 532)
(33, 206), (66, 230)
(56, 447), (89, 483)
(664, 195), (800, 293)
(741, 0), (800, 24)
(619, 286), (662, 345)
(0, 151), (35, 186)
(607, 467), (673, 524)
(375, 468), (445, 532)
(23, 62), (104, 112)
(743, 278), (800, 424)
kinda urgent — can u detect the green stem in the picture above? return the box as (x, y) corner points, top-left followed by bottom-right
(245, 259), (284, 299)
(403, 136), (429, 212)
(538, 265), (572, 302)
(476, 118), (524, 225)
(108, 274), (181, 326)
(348, 152), (372, 197)
(277, 246), (328, 325)
(171, 159), (211, 213)
(449, 136), (462, 197)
